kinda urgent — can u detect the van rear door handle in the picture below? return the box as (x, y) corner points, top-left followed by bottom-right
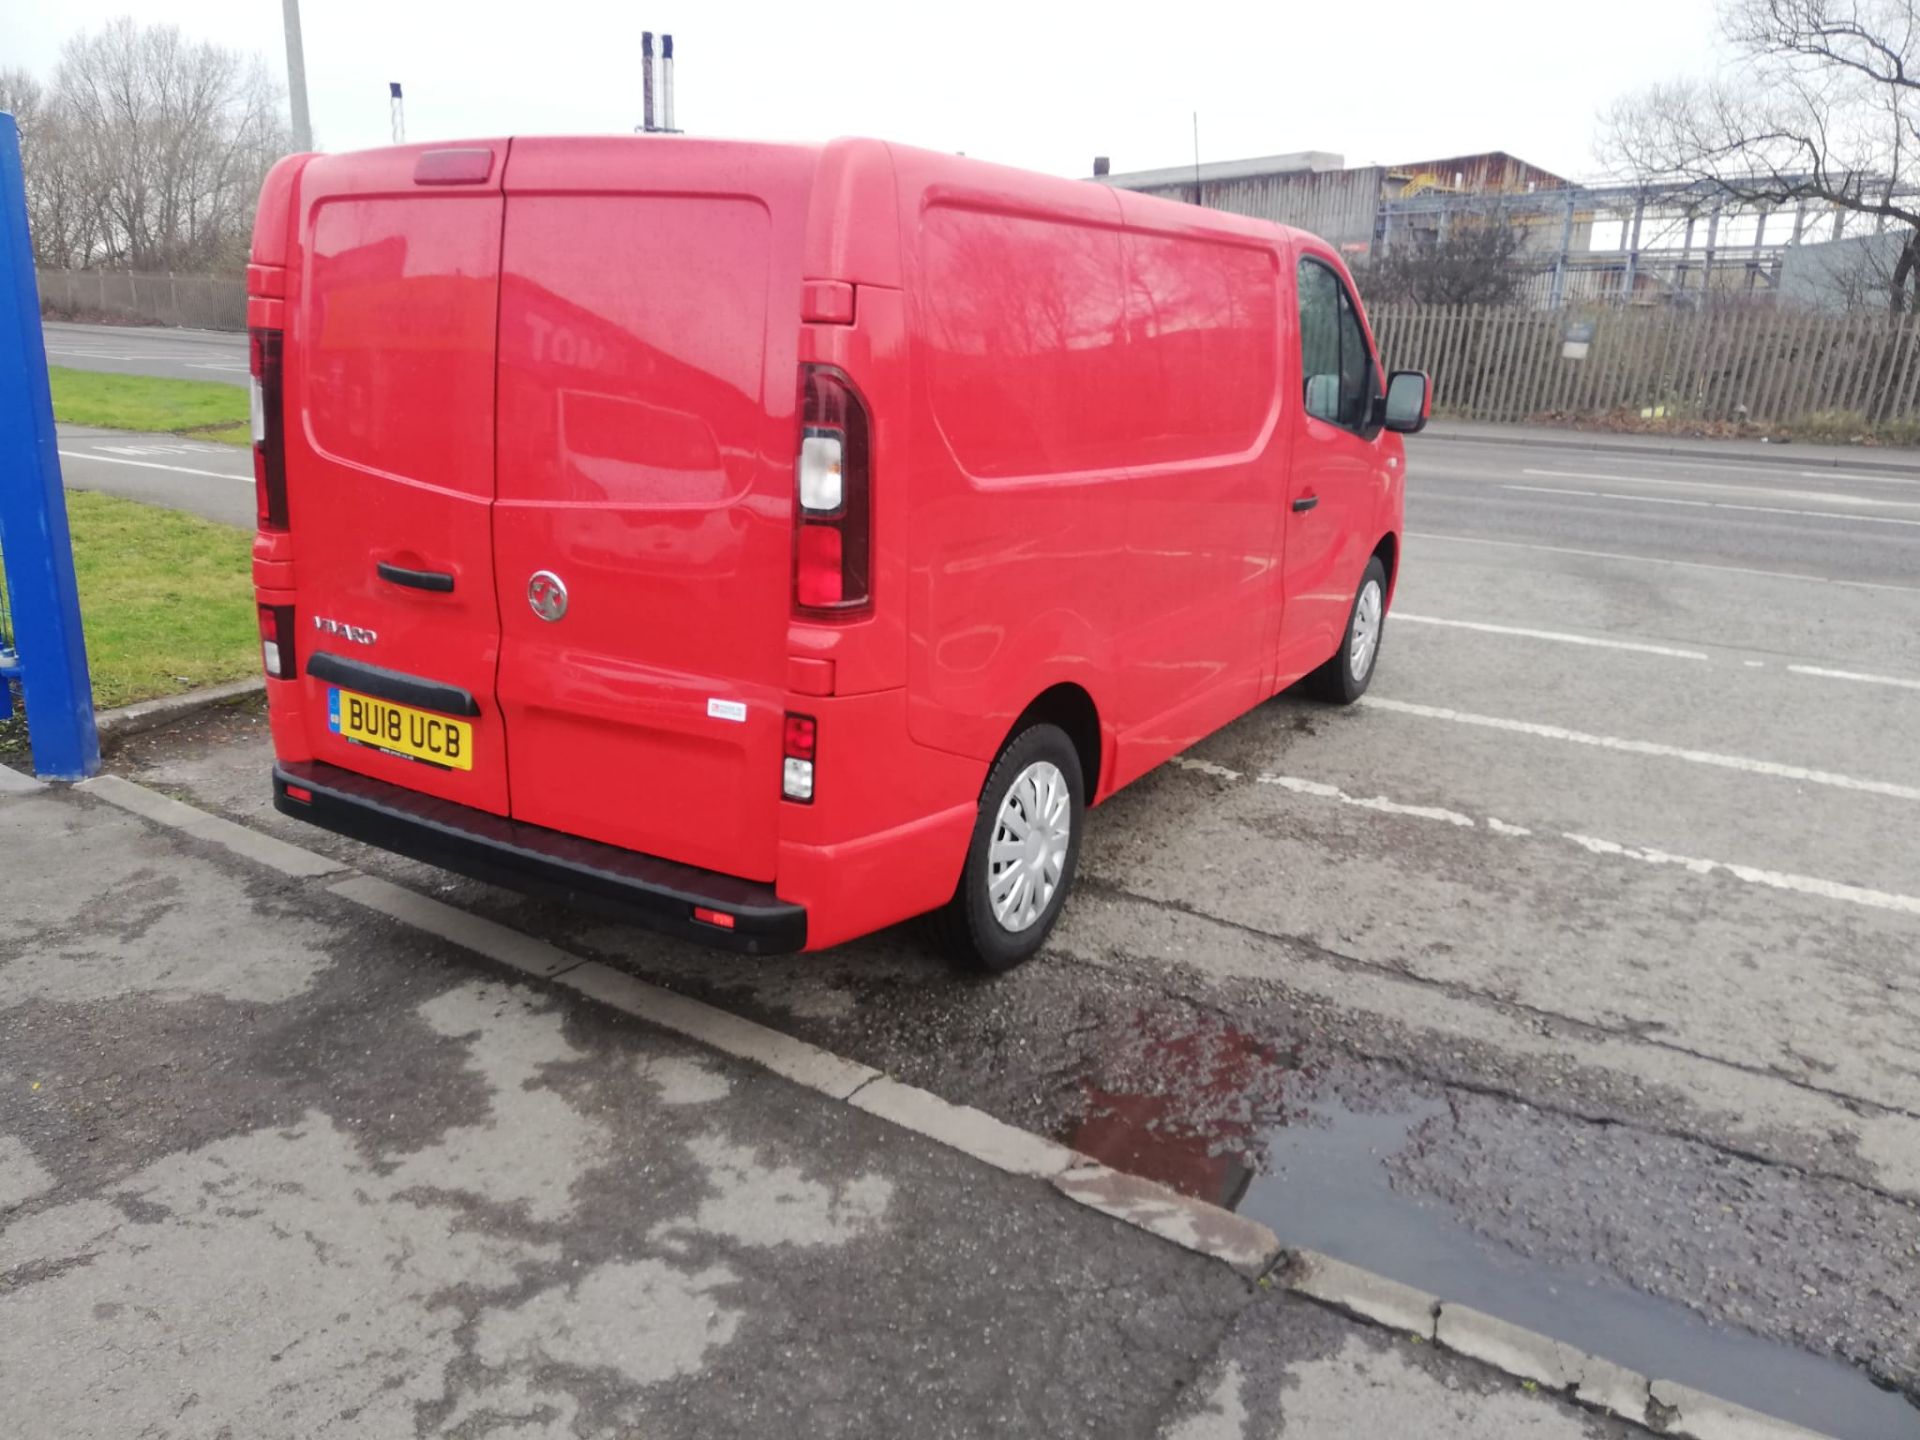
(377, 561), (455, 593)
(1292, 495), (1320, 513)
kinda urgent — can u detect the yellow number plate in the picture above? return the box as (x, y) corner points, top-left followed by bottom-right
(327, 687), (473, 770)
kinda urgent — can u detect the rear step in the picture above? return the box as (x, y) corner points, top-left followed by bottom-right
(275, 762), (806, 954)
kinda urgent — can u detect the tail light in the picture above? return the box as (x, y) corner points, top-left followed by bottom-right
(250, 327), (288, 530)
(258, 603), (296, 680)
(794, 365), (870, 613)
(782, 711), (816, 802)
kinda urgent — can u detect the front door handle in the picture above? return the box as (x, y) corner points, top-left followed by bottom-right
(1292, 495), (1320, 513)
(377, 561), (455, 593)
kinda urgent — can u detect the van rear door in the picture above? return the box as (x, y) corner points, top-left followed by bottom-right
(287, 143), (511, 815)
(492, 140), (811, 881)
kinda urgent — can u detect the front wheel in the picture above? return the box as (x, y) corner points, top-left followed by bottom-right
(932, 723), (1084, 973)
(1310, 556), (1388, 704)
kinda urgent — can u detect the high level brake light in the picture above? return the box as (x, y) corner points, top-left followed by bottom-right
(250, 326), (289, 530)
(794, 366), (870, 613)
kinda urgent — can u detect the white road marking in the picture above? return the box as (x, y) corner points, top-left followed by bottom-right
(1394, 611), (1920, 688)
(1563, 833), (1920, 918)
(1392, 613), (1710, 660)
(1522, 468), (1920, 508)
(1409, 531), (1920, 594)
(1360, 696), (1920, 803)
(1170, 762), (1920, 920)
(1170, 755), (1244, 781)
(1501, 483), (1920, 528)
(57, 449), (251, 483)
(1787, 664), (1920, 692)
(1256, 773), (1476, 827)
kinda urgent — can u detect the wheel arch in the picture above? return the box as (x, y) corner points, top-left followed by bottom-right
(999, 683), (1102, 804)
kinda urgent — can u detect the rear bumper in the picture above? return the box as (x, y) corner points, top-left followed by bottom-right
(274, 761), (807, 955)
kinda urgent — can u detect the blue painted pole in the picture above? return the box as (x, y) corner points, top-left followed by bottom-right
(0, 112), (99, 779)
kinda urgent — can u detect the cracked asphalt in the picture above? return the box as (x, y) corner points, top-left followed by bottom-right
(62, 428), (1920, 1437)
(0, 774), (1651, 1438)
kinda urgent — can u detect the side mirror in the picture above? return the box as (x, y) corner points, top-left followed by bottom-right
(1383, 370), (1431, 434)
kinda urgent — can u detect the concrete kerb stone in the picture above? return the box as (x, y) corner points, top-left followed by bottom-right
(1288, 1249), (1437, 1339)
(95, 677), (265, 739)
(329, 874), (584, 979)
(0, 762), (46, 796)
(1422, 425), (1920, 476)
(39, 775), (1846, 1436)
(1053, 1161), (1282, 1279)
(849, 1076), (1081, 1180)
(1648, 1379), (1832, 1440)
(78, 773), (342, 878)
(556, 961), (879, 1101)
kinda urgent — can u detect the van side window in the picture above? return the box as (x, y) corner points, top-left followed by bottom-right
(1296, 258), (1373, 432)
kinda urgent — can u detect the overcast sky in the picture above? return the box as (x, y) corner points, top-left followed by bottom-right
(2, 0), (1723, 182)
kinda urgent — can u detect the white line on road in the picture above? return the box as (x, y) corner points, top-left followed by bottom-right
(1255, 773), (1477, 826)
(1408, 531), (1920, 593)
(1172, 761), (1920, 920)
(57, 449), (251, 483)
(1169, 755), (1243, 781)
(1521, 468), (1920, 506)
(1562, 833), (1920, 918)
(1360, 696), (1920, 803)
(1786, 664), (1920, 692)
(1391, 613), (1711, 660)
(1500, 483), (1920, 528)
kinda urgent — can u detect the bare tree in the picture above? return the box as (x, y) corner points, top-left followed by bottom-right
(7, 19), (291, 273)
(1358, 222), (1532, 306)
(3, 65), (103, 270)
(1604, 0), (1920, 313)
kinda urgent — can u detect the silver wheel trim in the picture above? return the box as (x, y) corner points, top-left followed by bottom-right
(1350, 579), (1383, 682)
(987, 760), (1072, 933)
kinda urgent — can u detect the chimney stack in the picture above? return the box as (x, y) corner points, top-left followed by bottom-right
(662, 34), (675, 133)
(642, 32), (656, 132)
(1093, 156), (1110, 177)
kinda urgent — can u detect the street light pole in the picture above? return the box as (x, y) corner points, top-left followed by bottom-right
(282, 0), (313, 152)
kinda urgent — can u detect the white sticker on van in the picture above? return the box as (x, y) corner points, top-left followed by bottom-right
(707, 699), (748, 723)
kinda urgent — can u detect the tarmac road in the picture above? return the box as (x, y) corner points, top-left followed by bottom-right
(40, 319), (249, 386)
(52, 396), (1920, 1434)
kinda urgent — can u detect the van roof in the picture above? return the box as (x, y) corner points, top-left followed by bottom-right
(293, 134), (1318, 254)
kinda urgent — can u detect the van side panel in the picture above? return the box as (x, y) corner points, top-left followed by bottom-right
(493, 141), (813, 882)
(1106, 192), (1287, 785)
(281, 145), (512, 816)
(895, 148), (1291, 798)
(896, 154), (1131, 775)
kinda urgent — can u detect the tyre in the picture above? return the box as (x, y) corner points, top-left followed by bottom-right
(932, 723), (1085, 973)
(1309, 555), (1388, 704)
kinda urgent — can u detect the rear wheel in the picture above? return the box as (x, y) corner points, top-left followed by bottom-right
(932, 723), (1084, 973)
(1310, 555), (1388, 704)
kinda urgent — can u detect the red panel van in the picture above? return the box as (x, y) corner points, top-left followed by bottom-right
(250, 137), (1428, 970)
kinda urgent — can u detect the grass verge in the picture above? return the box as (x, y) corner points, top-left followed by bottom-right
(1, 492), (256, 743)
(49, 365), (250, 446)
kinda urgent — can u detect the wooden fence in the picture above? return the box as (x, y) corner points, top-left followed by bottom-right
(1368, 304), (1920, 429)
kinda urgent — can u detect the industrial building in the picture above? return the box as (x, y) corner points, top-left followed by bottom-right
(1094, 149), (1899, 308)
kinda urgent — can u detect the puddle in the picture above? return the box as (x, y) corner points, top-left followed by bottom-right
(1064, 1015), (1920, 1440)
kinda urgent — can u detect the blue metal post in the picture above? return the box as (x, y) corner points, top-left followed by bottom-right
(0, 113), (99, 778)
